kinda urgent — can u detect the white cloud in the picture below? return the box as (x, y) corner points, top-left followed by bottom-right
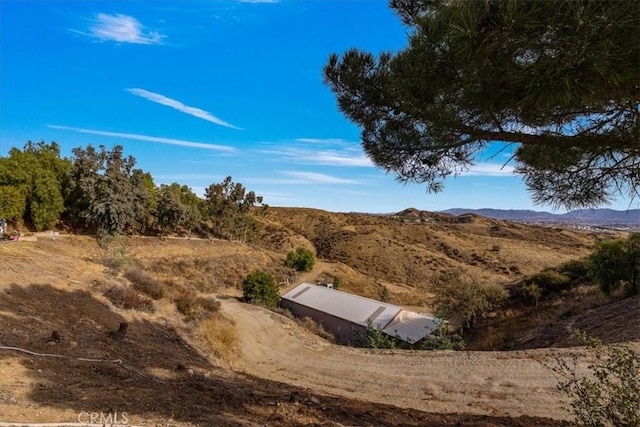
(82, 14), (165, 45)
(295, 138), (350, 145)
(127, 88), (242, 130)
(47, 125), (235, 152)
(280, 171), (359, 184)
(266, 147), (372, 167)
(462, 163), (515, 176)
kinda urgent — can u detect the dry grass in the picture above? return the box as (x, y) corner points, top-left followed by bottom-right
(256, 207), (603, 304)
(197, 313), (239, 363)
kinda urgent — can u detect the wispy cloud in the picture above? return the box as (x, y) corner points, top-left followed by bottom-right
(47, 125), (235, 152)
(295, 138), (350, 145)
(79, 14), (165, 45)
(280, 171), (359, 184)
(127, 88), (242, 130)
(272, 147), (372, 167)
(462, 163), (515, 176)
(262, 138), (373, 167)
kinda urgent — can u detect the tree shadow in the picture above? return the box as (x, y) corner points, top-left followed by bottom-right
(0, 283), (567, 426)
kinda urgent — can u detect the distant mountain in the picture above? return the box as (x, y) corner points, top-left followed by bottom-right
(441, 208), (640, 230)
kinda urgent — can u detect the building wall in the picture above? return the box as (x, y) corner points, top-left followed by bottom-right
(281, 299), (365, 345)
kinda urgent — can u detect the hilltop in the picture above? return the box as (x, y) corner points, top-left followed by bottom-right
(0, 207), (638, 426)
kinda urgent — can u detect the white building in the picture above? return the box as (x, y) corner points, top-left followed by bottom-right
(281, 282), (440, 345)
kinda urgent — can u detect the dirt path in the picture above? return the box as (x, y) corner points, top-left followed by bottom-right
(221, 298), (592, 421)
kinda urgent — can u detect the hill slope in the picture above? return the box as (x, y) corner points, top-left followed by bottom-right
(0, 208), (637, 426)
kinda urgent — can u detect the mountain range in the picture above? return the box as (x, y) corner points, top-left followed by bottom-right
(440, 208), (640, 230)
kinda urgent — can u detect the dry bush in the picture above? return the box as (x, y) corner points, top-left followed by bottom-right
(197, 313), (239, 363)
(124, 268), (166, 300)
(174, 290), (220, 320)
(198, 296), (221, 313)
(104, 286), (154, 312)
(174, 290), (200, 317)
(297, 316), (335, 342)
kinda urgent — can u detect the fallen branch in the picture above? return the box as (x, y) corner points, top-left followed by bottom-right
(0, 345), (165, 383)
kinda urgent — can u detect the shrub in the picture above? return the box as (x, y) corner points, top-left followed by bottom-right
(198, 296), (221, 313)
(175, 290), (200, 317)
(549, 331), (640, 427)
(104, 286), (154, 312)
(124, 268), (165, 300)
(433, 270), (507, 331)
(174, 290), (220, 320)
(101, 239), (135, 275)
(379, 285), (390, 302)
(421, 309), (465, 350)
(589, 233), (640, 297)
(285, 247), (315, 272)
(242, 270), (279, 308)
(296, 316), (335, 343)
(355, 321), (399, 349)
(332, 276), (343, 290)
(530, 269), (571, 291)
(522, 282), (542, 307)
(558, 259), (590, 280)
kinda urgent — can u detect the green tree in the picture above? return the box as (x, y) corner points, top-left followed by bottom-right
(242, 270), (280, 308)
(204, 176), (263, 241)
(589, 233), (640, 296)
(155, 184), (189, 238)
(154, 183), (204, 237)
(285, 247), (316, 272)
(0, 186), (26, 225)
(69, 145), (151, 239)
(31, 169), (65, 231)
(0, 141), (70, 230)
(323, 0), (640, 209)
(432, 270), (507, 331)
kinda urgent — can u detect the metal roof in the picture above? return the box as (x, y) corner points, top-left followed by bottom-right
(281, 283), (439, 343)
(382, 309), (441, 343)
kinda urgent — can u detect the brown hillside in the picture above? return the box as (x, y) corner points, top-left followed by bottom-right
(0, 208), (636, 426)
(257, 207), (601, 306)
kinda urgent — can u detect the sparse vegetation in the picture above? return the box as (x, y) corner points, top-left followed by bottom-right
(284, 247), (316, 272)
(549, 331), (640, 427)
(101, 238), (135, 274)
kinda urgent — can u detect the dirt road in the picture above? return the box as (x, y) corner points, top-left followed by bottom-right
(221, 298), (590, 421)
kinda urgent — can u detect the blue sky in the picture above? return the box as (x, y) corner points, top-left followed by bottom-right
(1, 1), (634, 214)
